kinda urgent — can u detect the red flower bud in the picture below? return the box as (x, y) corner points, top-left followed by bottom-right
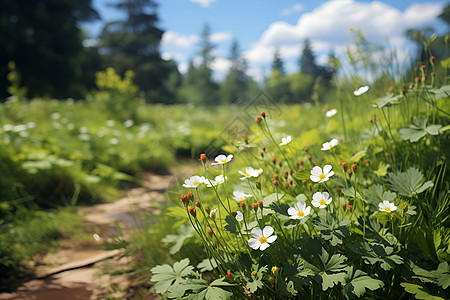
(240, 201), (246, 210)
(207, 229), (213, 236)
(189, 207), (196, 217)
(283, 170), (288, 178)
(226, 270), (232, 278)
(273, 174), (279, 179)
(195, 199), (201, 207)
(420, 65), (426, 70)
(430, 56), (435, 62)
(180, 194), (188, 205)
(255, 116), (262, 123)
(431, 72), (435, 76)
(187, 191), (194, 200)
(271, 157), (276, 164)
(347, 169), (353, 177)
(289, 179), (293, 185)
(260, 111), (266, 118)
(304, 147), (308, 152)
(341, 203), (346, 209)
(200, 153), (207, 161)
(307, 155), (311, 160)
(347, 205), (353, 210)
(284, 182), (289, 188)
(258, 200), (263, 208)
(351, 164), (357, 172)
(273, 180), (279, 187)
(261, 146), (266, 152)
(252, 203), (258, 211)
(260, 151), (264, 157)
(365, 160), (370, 165)
(341, 162), (347, 170)
(278, 161), (282, 167)
(302, 180), (306, 184)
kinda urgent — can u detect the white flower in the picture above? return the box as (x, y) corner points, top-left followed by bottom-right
(109, 138), (119, 145)
(206, 174), (227, 187)
(311, 192), (332, 208)
(310, 165), (334, 183)
(321, 139), (338, 151)
(325, 109), (337, 118)
(51, 112), (61, 120)
(288, 200), (311, 220)
(211, 154), (233, 165)
(279, 136), (293, 146)
(210, 208), (218, 218)
(235, 211), (243, 221)
(106, 120), (115, 127)
(233, 190), (253, 201)
(26, 122), (36, 129)
(79, 127), (88, 133)
(248, 226), (277, 251)
(238, 167), (263, 181)
(182, 175), (206, 188)
(353, 85), (369, 96)
(124, 120), (134, 128)
(378, 201), (397, 213)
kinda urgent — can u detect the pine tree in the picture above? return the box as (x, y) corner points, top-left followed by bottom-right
(272, 48), (285, 75)
(299, 39), (318, 77)
(221, 39), (249, 105)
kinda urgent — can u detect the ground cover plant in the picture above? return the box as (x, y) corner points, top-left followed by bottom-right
(150, 61), (450, 298)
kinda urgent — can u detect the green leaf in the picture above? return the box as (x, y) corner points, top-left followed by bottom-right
(150, 258), (194, 294)
(350, 150), (366, 162)
(224, 215), (238, 235)
(387, 167), (434, 197)
(197, 258), (218, 272)
(439, 124), (450, 133)
(313, 247), (348, 290)
(342, 266), (384, 298)
(313, 212), (351, 246)
(319, 272), (347, 291)
(364, 184), (396, 207)
(401, 283), (445, 300)
(399, 118), (443, 142)
(341, 187), (361, 199)
(374, 161), (390, 177)
(161, 224), (193, 255)
(372, 94), (402, 108)
(347, 242), (403, 271)
(435, 261), (450, 289)
(186, 278), (234, 300)
(263, 193), (284, 206)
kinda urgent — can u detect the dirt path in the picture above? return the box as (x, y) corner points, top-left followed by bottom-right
(0, 168), (191, 300)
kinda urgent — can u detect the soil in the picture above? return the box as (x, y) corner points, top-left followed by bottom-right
(0, 166), (193, 300)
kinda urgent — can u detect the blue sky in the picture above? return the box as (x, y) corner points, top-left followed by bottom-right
(84, 0), (447, 81)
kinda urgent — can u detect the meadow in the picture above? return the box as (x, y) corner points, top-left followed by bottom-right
(1, 46), (449, 299)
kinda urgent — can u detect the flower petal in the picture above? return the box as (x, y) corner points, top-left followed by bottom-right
(248, 238), (261, 250)
(259, 242), (270, 251)
(287, 207), (297, 216)
(311, 166), (322, 176)
(250, 227), (262, 239)
(312, 192), (322, 202)
(323, 165), (333, 175)
(267, 235), (277, 243)
(263, 226), (274, 238)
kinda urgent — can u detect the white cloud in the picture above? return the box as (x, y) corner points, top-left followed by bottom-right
(190, 0), (216, 8)
(211, 31), (233, 43)
(244, 0), (444, 78)
(281, 3), (303, 16)
(162, 31), (199, 49)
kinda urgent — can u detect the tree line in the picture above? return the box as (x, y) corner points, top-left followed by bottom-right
(1, 0), (448, 105)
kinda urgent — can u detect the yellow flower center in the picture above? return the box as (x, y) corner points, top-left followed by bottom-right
(297, 211), (305, 217)
(193, 181), (200, 185)
(246, 173), (251, 177)
(259, 236), (267, 244)
(329, 144), (332, 148)
(319, 199), (327, 206)
(385, 207), (391, 212)
(221, 159), (227, 163)
(319, 174), (326, 180)
(240, 197), (246, 200)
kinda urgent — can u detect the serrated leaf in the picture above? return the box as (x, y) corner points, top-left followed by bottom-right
(401, 283), (445, 300)
(372, 94), (402, 108)
(197, 258), (218, 272)
(319, 272), (347, 291)
(435, 261), (450, 289)
(313, 213), (351, 246)
(364, 184), (396, 207)
(347, 242), (403, 271)
(161, 224), (193, 255)
(188, 277), (234, 300)
(387, 167), (434, 197)
(151, 258), (194, 294)
(399, 118), (443, 142)
(342, 266), (384, 298)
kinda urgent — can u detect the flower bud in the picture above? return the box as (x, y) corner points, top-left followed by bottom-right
(347, 205), (353, 211)
(420, 65), (426, 70)
(271, 157), (276, 165)
(273, 180), (279, 187)
(302, 179), (306, 184)
(430, 56), (435, 62)
(226, 270), (232, 278)
(255, 116), (262, 123)
(260, 151), (264, 157)
(289, 179), (293, 185)
(307, 155), (311, 160)
(200, 153), (207, 162)
(205, 205), (211, 214)
(347, 169), (353, 177)
(195, 199), (201, 208)
(284, 182), (289, 188)
(271, 266), (278, 275)
(341, 203), (346, 209)
(341, 162), (347, 170)
(260, 111), (266, 118)
(258, 200), (263, 209)
(431, 72), (435, 76)
(252, 203), (258, 211)
(180, 194), (188, 205)
(240, 201), (246, 210)
(207, 229), (213, 237)
(187, 191), (194, 200)
(351, 164), (357, 172)
(189, 207), (196, 217)
(365, 159), (370, 165)
(261, 146), (266, 152)
(278, 161), (282, 167)
(273, 174), (279, 180)
(252, 270), (257, 276)
(283, 170), (288, 178)
(243, 135), (248, 144)
(304, 147), (308, 152)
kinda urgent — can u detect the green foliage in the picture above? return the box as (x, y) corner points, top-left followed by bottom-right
(399, 118), (443, 142)
(386, 167), (434, 197)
